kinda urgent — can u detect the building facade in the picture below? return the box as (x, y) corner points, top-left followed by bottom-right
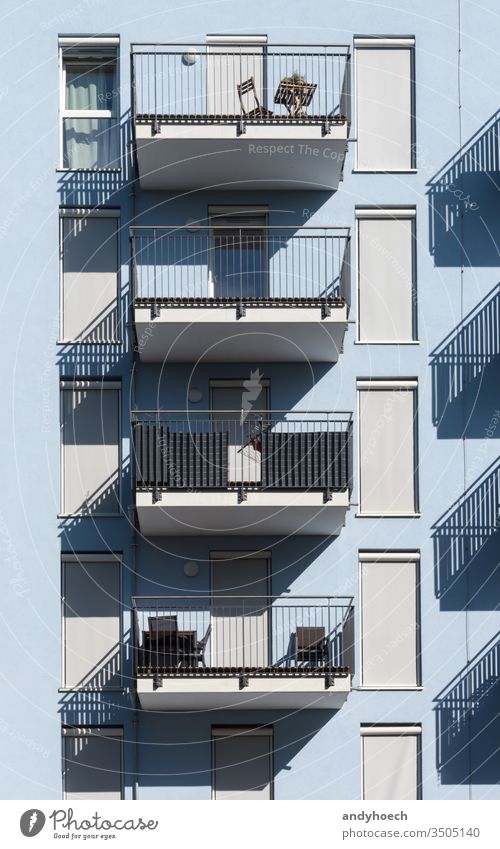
(0, 0), (499, 800)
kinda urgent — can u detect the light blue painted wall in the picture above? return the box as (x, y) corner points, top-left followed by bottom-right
(0, 0), (498, 800)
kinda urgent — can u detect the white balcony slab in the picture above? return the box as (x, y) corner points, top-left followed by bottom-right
(134, 304), (348, 362)
(134, 122), (348, 190)
(135, 489), (350, 536)
(136, 674), (351, 710)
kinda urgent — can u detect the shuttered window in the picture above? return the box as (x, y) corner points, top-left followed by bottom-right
(62, 555), (121, 689)
(360, 553), (420, 687)
(357, 210), (416, 342)
(358, 381), (418, 515)
(355, 39), (415, 171)
(61, 381), (120, 515)
(361, 726), (421, 800)
(63, 728), (123, 800)
(60, 211), (119, 342)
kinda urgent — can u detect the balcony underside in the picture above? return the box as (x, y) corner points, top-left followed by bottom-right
(136, 670), (351, 710)
(134, 121), (348, 190)
(134, 303), (348, 362)
(135, 489), (350, 536)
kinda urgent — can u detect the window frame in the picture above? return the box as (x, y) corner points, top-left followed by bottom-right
(58, 37), (120, 171)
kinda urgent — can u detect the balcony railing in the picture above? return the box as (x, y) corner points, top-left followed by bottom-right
(132, 411), (353, 497)
(131, 43), (351, 129)
(132, 596), (354, 682)
(131, 226), (350, 309)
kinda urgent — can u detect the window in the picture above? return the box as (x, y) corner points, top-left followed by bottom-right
(212, 726), (273, 800)
(361, 725), (421, 800)
(208, 206), (269, 299)
(60, 380), (121, 516)
(357, 209), (416, 342)
(62, 554), (121, 689)
(355, 38), (415, 171)
(358, 380), (418, 515)
(63, 727), (123, 799)
(60, 210), (119, 342)
(210, 377), (270, 485)
(59, 37), (119, 169)
(360, 552), (420, 687)
(206, 35), (268, 115)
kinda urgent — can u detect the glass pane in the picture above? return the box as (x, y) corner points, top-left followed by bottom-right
(65, 61), (116, 111)
(63, 118), (120, 169)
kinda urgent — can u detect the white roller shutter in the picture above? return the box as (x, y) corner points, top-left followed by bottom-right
(213, 727), (272, 800)
(358, 214), (415, 341)
(356, 42), (414, 171)
(63, 557), (121, 689)
(61, 214), (118, 342)
(63, 729), (122, 800)
(360, 557), (419, 686)
(61, 382), (120, 515)
(358, 384), (417, 514)
(362, 728), (419, 800)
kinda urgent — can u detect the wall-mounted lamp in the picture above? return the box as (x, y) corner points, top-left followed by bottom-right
(188, 388), (203, 404)
(182, 48), (198, 66)
(183, 561), (199, 577)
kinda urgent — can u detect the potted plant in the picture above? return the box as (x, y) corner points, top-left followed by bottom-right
(281, 71), (307, 86)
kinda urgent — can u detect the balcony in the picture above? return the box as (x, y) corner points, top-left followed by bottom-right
(133, 410), (352, 536)
(133, 596), (354, 709)
(132, 225), (351, 362)
(131, 43), (351, 190)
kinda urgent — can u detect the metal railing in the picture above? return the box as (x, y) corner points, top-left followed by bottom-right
(132, 596), (354, 679)
(131, 43), (351, 127)
(132, 410), (353, 495)
(131, 226), (350, 307)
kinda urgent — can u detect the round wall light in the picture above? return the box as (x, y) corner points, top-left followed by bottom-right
(188, 388), (203, 403)
(182, 48), (198, 66)
(183, 561), (199, 577)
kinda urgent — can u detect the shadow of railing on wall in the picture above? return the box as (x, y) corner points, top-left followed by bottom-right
(430, 284), (500, 438)
(435, 635), (500, 784)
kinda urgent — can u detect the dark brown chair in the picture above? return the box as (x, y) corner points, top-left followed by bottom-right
(295, 626), (329, 666)
(237, 77), (273, 119)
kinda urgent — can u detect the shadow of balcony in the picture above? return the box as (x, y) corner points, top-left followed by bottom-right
(433, 457), (500, 610)
(430, 284), (500, 438)
(427, 110), (500, 267)
(435, 634), (500, 784)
